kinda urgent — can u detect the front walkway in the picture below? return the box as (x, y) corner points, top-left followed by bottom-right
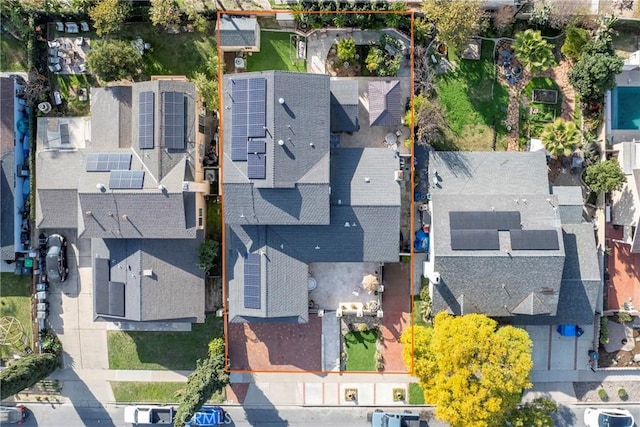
(380, 263), (411, 372)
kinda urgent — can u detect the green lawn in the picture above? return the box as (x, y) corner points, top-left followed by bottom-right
(246, 31), (306, 72)
(412, 295), (428, 327)
(436, 40), (509, 151)
(206, 198), (222, 242)
(0, 33), (27, 72)
(0, 273), (33, 358)
(408, 382), (426, 405)
(51, 74), (95, 116)
(521, 77), (562, 139)
(344, 329), (378, 371)
(107, 316), (223, 370)
(110, 381), (226, 404)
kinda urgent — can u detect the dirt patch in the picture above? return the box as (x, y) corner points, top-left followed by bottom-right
(599, 327), (640, 368)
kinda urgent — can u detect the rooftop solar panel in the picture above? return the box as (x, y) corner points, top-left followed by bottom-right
(247, 153), (266, 179)
(247, 140), (266, 154)
(109, 170), (145, 189)
(449, 211), (521, 230)
(231, 125), (248, 161)
(247, 78), (266, 137)
(138, 91), (155, 149)
(510, 230), (560, 250)
(450, 229), (500, 250)
(86, 153), (132, 172)
(244, 253), (261, 310)
(162, 92), (185, 150)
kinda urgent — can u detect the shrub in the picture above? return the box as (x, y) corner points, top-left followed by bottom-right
(598, 388), (608, 401)
(336, 37), (356, 62)
(562, 26), (590, 62)
(207, 337), (224, 358)
(393, 387), (406, 401)
(600, 317), (609, 345)
(358, 324), (368, 332)
(618, 311), (633, 323)
(197, 240), (219, 272)
(618, 388), (628, 400)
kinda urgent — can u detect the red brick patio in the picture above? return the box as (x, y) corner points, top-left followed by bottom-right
(606, 224), (640, 311)
(228, 317), (322, 372)
(379, 263), (411, 372)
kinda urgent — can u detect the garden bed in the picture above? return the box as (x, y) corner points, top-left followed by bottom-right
(110, 381), (226, 404)
(532, 89), (558, 104)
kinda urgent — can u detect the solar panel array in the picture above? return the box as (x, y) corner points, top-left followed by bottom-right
(163, 92), (185, 150)
(109, 170), (145, 189)
(138, 91), (155, 149)
(449, 211), (521, 230)
(86, 153), (132, 172)
(510, 230), (560, 250)
(450, 229), (500, 251)
(243, 253), (261, 309)
(248, 153), (266, 179)
(230, 78), (267, 162)
(60, 123), (70, 145)
(247, 140), (266, 154)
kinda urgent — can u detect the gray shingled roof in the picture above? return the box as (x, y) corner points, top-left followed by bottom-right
(36, 189), (78, 229)
(222, 72), (331, 226)
(90, 86), (132, 149)
(217, 15), (258, 48)
(553, 186), (585, 224)
(330, 79), (359, 132)
(0, 78), (14, 260)
(368, 80), (402, 126)
(92, 236), (205, 322)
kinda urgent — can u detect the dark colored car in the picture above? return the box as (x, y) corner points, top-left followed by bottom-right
(0, 405), (28, 424)
(45, 234), (68, 282)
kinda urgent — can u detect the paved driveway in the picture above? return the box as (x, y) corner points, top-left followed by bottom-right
(520, 324), (594, 373)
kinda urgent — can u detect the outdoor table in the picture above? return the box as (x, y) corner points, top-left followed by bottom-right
(385, 132), (397, 145)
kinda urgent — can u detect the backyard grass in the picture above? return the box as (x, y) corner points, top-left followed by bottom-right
(412, 295), (429, 327)
(408, 382), (426, 405)
(110, 381), (225, 404)
(521, 77), (562, 139)
(0, 273), (33, 359)
(436, 40), (509, 151)
(206, 198), (222, 242)
(51, 74), (95, 116)
(107, 315), (223, 370)
(344, 329), (378, 371)
(246, 31), (306, 72)
(0, 33), (27, 72)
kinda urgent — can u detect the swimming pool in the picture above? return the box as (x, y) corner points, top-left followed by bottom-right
(612, 86), (640, 130)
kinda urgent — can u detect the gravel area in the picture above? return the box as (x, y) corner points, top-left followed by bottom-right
(574, 381), (640, 402)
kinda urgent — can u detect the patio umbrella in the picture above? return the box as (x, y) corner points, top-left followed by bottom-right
(362, 274), (379, 292)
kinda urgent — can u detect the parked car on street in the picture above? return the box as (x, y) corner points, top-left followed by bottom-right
(45, 234), (67, 282)
(370, 410), (420, 427)
(0, 405), (28, 424)
(185, 406), (226, 426)
(124, 405), (174, 425)
(584, 408), (634, 427)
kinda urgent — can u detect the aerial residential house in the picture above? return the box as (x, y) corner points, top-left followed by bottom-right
(610, 140), (640, 253)
(423, 151), (601, 325)
(36, 79), (209, 325)
(217, 15), (261, 53)
(222, 71), (401, 323)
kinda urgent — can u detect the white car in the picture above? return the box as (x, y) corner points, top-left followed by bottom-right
(584, 408), (634, 427)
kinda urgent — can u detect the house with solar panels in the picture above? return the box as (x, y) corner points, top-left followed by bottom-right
(36, 79), (210, 325)
(422, 151), (602, 326)
(222, 71), (402, 323)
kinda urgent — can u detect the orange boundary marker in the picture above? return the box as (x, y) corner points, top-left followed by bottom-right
(217, 10), (416, 376)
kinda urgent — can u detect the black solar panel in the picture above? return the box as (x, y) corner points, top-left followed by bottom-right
(162, 92), (185, 150)
(247, 78), (266, 137)
(247, 140), (266, 154)
(244, 253), (261, 309)
(231, 125), (248, 161)
(510, 230), (560, 250)
(60, 123), (70, 144)
(109, 170), (145, 189)
(86, 153), (132, 172)
(138, 91), (155, 149)
(247, 153), (266, 179)
(449, 211), (521, 230)
(450, 229), (500, 250)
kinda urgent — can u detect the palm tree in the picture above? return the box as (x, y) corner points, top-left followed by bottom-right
(512, 29), (557, 74)
(541, 118), (582, 158)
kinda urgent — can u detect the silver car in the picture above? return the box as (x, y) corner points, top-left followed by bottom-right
(45, 234), (68, 282)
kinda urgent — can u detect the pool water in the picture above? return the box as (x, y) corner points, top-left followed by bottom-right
(613, 86), (640, 130)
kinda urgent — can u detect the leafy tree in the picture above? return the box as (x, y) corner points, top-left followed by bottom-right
(89, 0), (130, 37)
(400, 325), (433, 373)
(174, 341), (228, 427)
(529, 1), (551, 28)
(183, 0), (207, 32)
(513, 29), (556, 74)
(561, 26), (590, 62)
(192, 72), (218, 111)
(584, 158), (627, 194)
(505, 398), (558, 427)
(541, 118), (582, 158)
(0, 353), (59, 399)
(197, 239), (219, 272)
(402, 313), (533, 427)
(86, 40), (142, 82)
(493, 5), (516, 35)
(406, 93), (447, 146)
(336, 37), (356, 62)
(422, 0), (488, 54)
(568, 51), (623, 103)
(149, 0), (181, 29)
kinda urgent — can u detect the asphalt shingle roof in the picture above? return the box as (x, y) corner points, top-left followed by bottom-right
(217, 15), (258, 48)
(330, 79), (359, 132)
(368, 80), (403, 126)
